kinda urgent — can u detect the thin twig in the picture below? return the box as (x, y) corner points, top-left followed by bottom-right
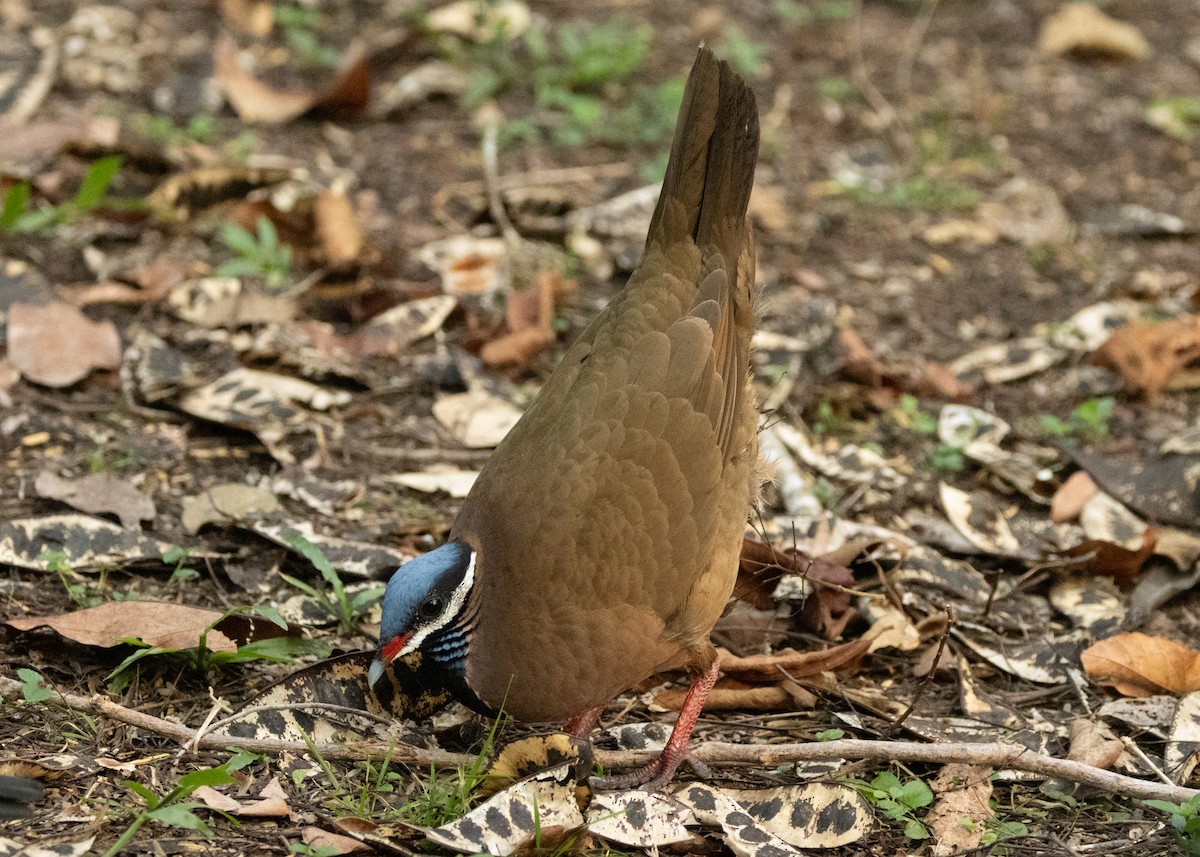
(3, 677), (1197, 804)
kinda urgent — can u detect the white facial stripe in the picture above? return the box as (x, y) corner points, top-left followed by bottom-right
(400, 551), (476, 656)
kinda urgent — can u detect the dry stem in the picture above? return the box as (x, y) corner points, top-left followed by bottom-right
(3, 676), (1196, 804)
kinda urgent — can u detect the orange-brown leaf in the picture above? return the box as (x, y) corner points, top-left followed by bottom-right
(1081, 632), (1200, 697)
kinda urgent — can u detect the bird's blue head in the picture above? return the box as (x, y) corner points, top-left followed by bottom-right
(369, 540), (477, 687)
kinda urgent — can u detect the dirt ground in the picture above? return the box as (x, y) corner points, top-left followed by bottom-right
(2, 0), (1200, 855)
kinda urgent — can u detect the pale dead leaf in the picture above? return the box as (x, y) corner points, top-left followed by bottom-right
(926, 764), (993, 856)
(181, 483), (281, 533)
(426, 0), (531, 41)
(1051, 470), (1099, 523)
(922, 219), (999, 246)
(301, 827), (372, 855)
(35, 471), (156, 530)
(5, 601), (236, 653)
(1081, 632), (1200, 697)
(384, 469), (479, 499)
(314, 188), (364, 266)
(8, 302), (121, 387)
(219, 0), (273, 36)
(1067, 718), (1124, 769)
(432, 389), (522, 449)
(418, 235), (509, 297)
(1039, 3), (1149, 60)
(193, 786), (241, 812)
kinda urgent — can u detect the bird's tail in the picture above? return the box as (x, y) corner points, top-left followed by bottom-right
(645, 46), (759, 266)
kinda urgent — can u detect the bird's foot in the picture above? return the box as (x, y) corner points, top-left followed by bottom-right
(590, 657), (720, 792)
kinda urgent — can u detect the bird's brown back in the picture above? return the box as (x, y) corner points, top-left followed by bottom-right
(453, 49), (760, 722)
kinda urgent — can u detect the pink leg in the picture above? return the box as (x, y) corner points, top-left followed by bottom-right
(593, 657), (720, 791)
(565, 705), (603, 738)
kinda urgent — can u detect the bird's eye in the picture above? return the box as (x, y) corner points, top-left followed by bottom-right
(419, 596), (444, 620)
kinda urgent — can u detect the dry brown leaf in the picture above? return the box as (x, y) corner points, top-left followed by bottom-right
(1066, 718), (1124, 769)
(735, 537), (855, 638)
(718, 638), (872, 683)
(5, 602), (237, 653)
(8, 302), (121, 387)
(214, 38), (370, 124)
(481, 271), (571, 367)
(838, 327), (894, 389)
(1092, 316), (1200, 398)
(1064, 528), (1157, 586)
(1081, 632), (1200, 697)
(910, 362), (975, 402)
(656, 680), (799, 712)
(1039, 3), (1149, 60)
(1051, 470), (1099, 523)
(314, 188), (364, 267)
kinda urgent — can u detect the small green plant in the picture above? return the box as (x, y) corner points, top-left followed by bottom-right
(1038, 396), (1115, 445)
(18, 668), (53, 703)
(216, 216), (293, 288)
(893, 394), (938, 435)
(815, 728), (844, 741)
(929, 442), (966, 472)
(1146, 97), (1200, 141)
(817, 76), (857, 102)
(101, 754), (257, 857)
(1144, 795), (1200, 855)
(454, 17), (682, 152)
(400, 715), (503, 828)
(847, 769), (934, 840)
(812, 400), (848, 436)
(718, 26), (768, 79)
(39, 549), (101, 608)
(280, 531), (385, 635)
(163, 546), (199, 584)
(138, 114), (218, 147)
(1, 156), (123, 233)
(842, 174), (978, 212)
(981, 815), (1029, 848)
(107, 604), (327, 690)
(275, 3), (339, 68)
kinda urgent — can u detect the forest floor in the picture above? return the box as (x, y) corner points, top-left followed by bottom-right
(2, 0), (1200, 855)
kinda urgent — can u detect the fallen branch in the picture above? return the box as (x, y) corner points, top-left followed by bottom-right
(3, 676), (1196, 804)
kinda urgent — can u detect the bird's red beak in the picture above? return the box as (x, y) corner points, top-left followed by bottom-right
(368, 632), (412, 687)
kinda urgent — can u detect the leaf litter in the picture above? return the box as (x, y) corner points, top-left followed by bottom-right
(3, 0), (1200, 855)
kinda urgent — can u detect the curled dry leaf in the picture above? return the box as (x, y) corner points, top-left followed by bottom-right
(8, 302), (121, 387)
(214, 37), (371, 124)
(5, 601), (237, 653)
(481, 270), (572, 367)
(735, 537), (855, 637)
(1092, 315), (1200, 398)
(1038, 3), (1149, 60)
(1082, 632), (1200, 697)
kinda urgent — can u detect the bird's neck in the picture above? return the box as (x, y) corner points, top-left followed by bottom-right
(424, 583), (496, 716)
